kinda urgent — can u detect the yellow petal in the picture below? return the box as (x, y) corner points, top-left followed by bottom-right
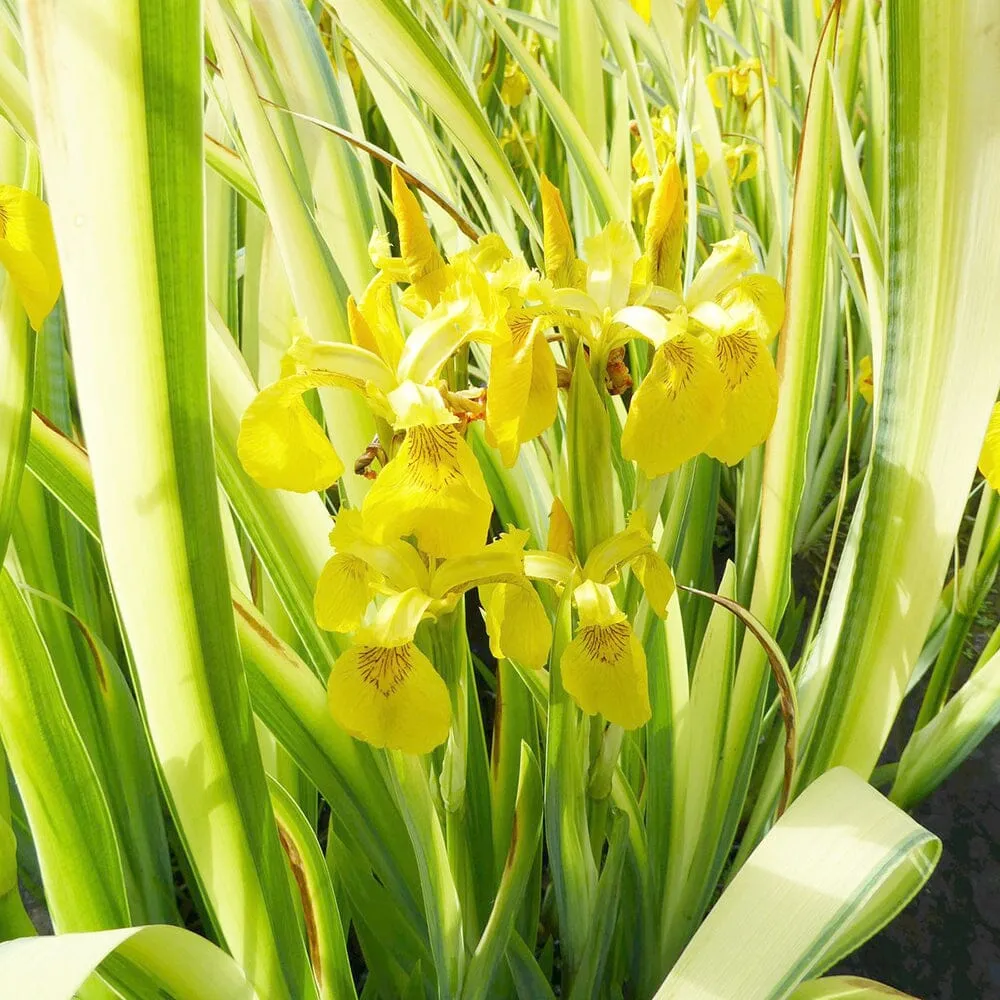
(486, 310), (558, 467)
(362, 424), (493, 557)
(621, 332), (727, 476)
(632, 551), (675, 618)
(858, 354), (874, 405)
(391, 165), (445, 284)
(357, 275), (405, 371)
(237, 373), (344, 492)
(314, 553), (378, 632)
(629, 0), (651, 22)
(644, 154), (684, 293)
(979, 402), (1000, 491)
(347, 295), (380, 355)
(584, 221), (636, 312)
(719, 274), (785, 342)
(327, 640), (451, 753)
(388, 380), (458, 430)
(706, 0), (724, 18)
(686, 232), (755, 307)
(540, 175), (580, 289)
(547, 497), (576, 562)
(561, 617), (650, 729)
(484, 582), (552, 668)
(0, 186), (62, 331)
(705, 329), (779, 465)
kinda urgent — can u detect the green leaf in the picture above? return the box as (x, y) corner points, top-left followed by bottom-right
(0, 571), (128, 930)
(890, 644), (1000, 810)
(462, 743), (543, 1000)
(789, 976), (917, 1000)
(20, 3), (313, 995)
(798, 0), (1000, 780)
(0, 925), (257, 1000)
(327, 0), (537, 238)
(654, 768), (939, 1000)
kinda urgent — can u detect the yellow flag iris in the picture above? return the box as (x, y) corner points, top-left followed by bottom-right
(561, 581), (651, 729)
(486, 309), (559, 467)
(362, 421), (492, 558)
(621, 232), (785, 476)
(327, 591), (451, 754)
(0, 186), (62, 331)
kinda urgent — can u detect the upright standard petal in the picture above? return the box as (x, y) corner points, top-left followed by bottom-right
(327, 640), (451, 753)
(362, 423), (493, 557)
(719, 274), (785, 342)
(237, 372), (345, 492)
(391, 165), (445, 283)
(486, 310), (558, 466)
(561, 605), (650, 729)
(540, 175), (583, 289)
(686, 232), (756, 308)
(979, 402), (1000, 491)
(643, 154), (684, 292)
(705, 328), (779, 465)
(0, 186), (62, 330)
(621, 332), (726, 476)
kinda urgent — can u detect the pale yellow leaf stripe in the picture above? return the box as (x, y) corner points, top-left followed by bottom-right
(655, 768), (939, 1000)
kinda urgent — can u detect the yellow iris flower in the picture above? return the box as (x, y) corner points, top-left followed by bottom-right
(620, 230), (784, 476)
(320, 517), (552, 752)
(526, 506), (674, 728)
(0, 186), (62, 331)
(979, 402), (1000, 491)
(327, 588), (452, 754)
(706, 59), (766, 110)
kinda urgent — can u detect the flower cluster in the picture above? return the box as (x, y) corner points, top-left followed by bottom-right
(237, 166), (784, 753)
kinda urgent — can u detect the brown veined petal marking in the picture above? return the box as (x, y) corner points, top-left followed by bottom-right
(621, 332), (726, 477)
(327, 641), (451, 754)
(362, 423), (493, 558)
(560, 618), (651, 729)
(704, 327), (779, 466)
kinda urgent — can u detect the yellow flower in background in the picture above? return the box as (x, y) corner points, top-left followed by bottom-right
(707, 59), (765, 110)
(327, 590), (451, 754)
(0, 186), (62, 331)
(500, 62), (530, 107)
(978, 402), (1000, 491)
(621, 313), (727, 476)
(858, 355), (874, 404)
(620, 231), (784, 476)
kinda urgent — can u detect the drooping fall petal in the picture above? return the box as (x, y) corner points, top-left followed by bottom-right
(621, 332), (726, 476)
(362, 423), (493, 557)
(561, 613), (650, 729)
(0, 185), (62, 330)
(704, 328), (779, 465)
(327, 640), (451, 753)
(237, 372), (345, 492)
